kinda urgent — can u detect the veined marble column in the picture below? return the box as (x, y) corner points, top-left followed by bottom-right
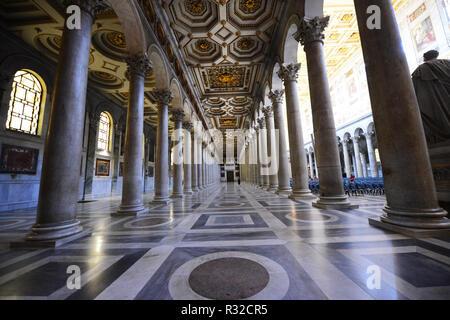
(183, 122), (193, 194)
(263, 106), (279, 192)
(258, 118), (270, 188)
(116, 55), (152, 216)
(365, 131), (379, 178)
(342, 138), (352, 177)
(295, 16), (353, 209)
(255, 124), (263, 187)
(152, 89), (173, 204)
(191, 130), (199, 192)
(354, 0), (449, 230)
(353, 136), (364, 178)
(202, 142), (207, 188)
(170, 110), (184, 198)
(269, 90), (292, 195)
(278, 65), (314, 200)
(24, 0), (109, 243)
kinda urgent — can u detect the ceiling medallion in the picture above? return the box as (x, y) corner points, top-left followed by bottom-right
(239, 0), (261, 14)
(219, 72), (234, 83)
(185, 0), (207, 16)
(106, 31), (127, 49)
(93, 71), (116, 81)
(237, 37), (255, 50)
(208, 67), (245, 89)
(195, 39), (213, 52)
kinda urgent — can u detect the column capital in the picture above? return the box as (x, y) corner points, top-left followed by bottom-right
(294, 16), (330, 46)
(62, 0), (109, 18)
(268, 90), (285, 104)
(353, 136), (360, 143)
(365, 130), (375, 137)
(262, 106), (273, 118)
(125, 54), (152, 79)
(253, 124), (259, 133)
(257, 117), (266, 129)
(182, 121), (193, 131)
(170, 110), (185, 123)
(152, 89), (173, 108)
(278, 64), (301, 82)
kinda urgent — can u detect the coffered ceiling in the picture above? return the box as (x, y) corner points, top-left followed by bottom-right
(163, 0), (285, 130)
(0, 0), (175, 132)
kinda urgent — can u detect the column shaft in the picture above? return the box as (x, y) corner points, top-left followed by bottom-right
(354, 0), (448, 229)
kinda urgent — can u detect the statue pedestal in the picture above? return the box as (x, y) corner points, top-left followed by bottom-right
(429, 141), (450, 213)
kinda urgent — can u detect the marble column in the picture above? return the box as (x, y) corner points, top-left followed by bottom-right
(82, 112), (99, 199)
(182, 122), (193, 194)
(203, 143), (207, 188)
(295, 17), (353, 209)
(170, 110), (184, 198)
(258, 118), (270, 188)
(278, 65), (314, 200)
(24, 0), (108, 243)
(354, 0), (448, 230)
(263, 106), (279, 192)
(111, 123), (123, 195)
(268, 90), (292, 195)
(191, 130), (199, 192)
(152, 89), (173, 204)
(365, 131), (379, 178)
(116, 55), (152, 216)
(353, 136), (364, 178)
(361, 155), (368, 178)
(308, 152), (314, 178)
(342, 138), (352, 177)
(197, 137), (203, 190)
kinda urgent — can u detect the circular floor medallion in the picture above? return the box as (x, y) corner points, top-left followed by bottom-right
(188, 257), (269, 299)
(285, 212), (338, 223)
(168, 251), (289, 300)
(123, 217), (172, 229)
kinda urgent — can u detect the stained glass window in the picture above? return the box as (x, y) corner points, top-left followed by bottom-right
(97, 112), (111, 151)
(6, 70), (44, 135)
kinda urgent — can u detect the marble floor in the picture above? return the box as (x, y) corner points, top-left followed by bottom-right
(0, 182), (449, 300)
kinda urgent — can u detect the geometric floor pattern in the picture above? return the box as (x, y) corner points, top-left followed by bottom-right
(0, 183), (449, 300)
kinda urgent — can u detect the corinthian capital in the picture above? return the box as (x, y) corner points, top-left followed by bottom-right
(277, 64), (301, 82)
(152, 89), (173, 108)
(294, 16), (330, 46)
(262, 106), (273, 118)
(63, 0), (109, 18)
(182, 121), (193, 131)
(170, 110), (185, 123)
(125, 54), (152, 79)
(257, 117), (266, 129)
(268, 90), (285, 104)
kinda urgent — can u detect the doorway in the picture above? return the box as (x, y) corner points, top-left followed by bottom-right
(226, 171), (234, 182)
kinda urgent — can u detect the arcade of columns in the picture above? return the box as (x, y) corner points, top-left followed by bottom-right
(241, 0), (450, 235)
(20, 1), (221, 245)
(17, 0), (450, 246)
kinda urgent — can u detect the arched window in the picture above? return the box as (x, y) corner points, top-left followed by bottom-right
(97, 112), (112, 151)
(6, 70), (45, 135)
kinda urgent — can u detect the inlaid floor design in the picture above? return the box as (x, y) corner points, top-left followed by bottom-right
(0, 183), (449, 300)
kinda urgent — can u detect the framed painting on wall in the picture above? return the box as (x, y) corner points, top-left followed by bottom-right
(411, 16), (437, 53)
(0, 144), (39, 174)
(95, 158), (110, 176)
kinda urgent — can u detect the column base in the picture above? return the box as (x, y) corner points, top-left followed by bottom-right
(380, 205), (450, 229)
(11, 228), (91, 249)
(113, 204), (149, 217)
(184, 190), (194, 195)
(192, 187), (199, 192)
(312, 195), (358, 210)
(267, 185), (278, 192)
(289, 190), (316, 200)
(369, 217), (450, 238)
(170, 193), (184, 199)
(152, 196), (172, 205)
(276, 188), (292, 196)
